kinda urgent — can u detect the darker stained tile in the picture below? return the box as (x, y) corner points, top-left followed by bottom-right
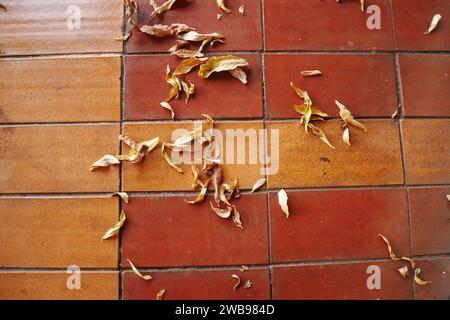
(272, 261), (414, 300)
(399, 54), (450, 117)
(393, 0), (450, 51)
(122, 194), (269, 267)
(264, 0), (394, 51)
(123, 268), (270, 300)
(126, 0), (262, 53)
(409, 187), (450, 256)
(269, 189), (410, 263)
(414, 258), (450, 300)
(124, 54), (262, 120)
(265, 54), (397, 118)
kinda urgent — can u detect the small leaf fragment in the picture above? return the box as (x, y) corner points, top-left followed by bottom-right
(360, 0), (365, 12)
(162, 143), (184, 173)
(210, 202), (232, 219)
(335, 100), (367, 132)
(150, 0), (177, 14)
(243, 280), (252, 289)
(186, 179), (211, 204)
(217, 13), (223, 20)
(424, 14), (442, 35)
(378, 234), (397, 260)
(181, 80), (196, 103)
(232, 206), (243, 230)
(90, 155), (120, 171)
(127, 259), (152, 280)
(278, 189), (290, 218)
(113, 192), (129, 203)
(414, 268), (430, 286)
(199, 55), (249, 79)
(178, 31), (225, 53)
(102, 210), (126, 240)
(232, 274), (241, 290)
(308, 123), (335, 149)
(171, 49), (204, 59)
(398, 266), (409, 279)
(229, 67), (248, 84)
(250, 178), (266, 193)
(160, 101), (175, 119)
(301, 70), (322, 77)
(447, 195), (450, 202)
(391, 110), (398, 118)
(140, 23), (195, 37)
(343, 127), (351, 146)
(240, 265), (249, 273)
(239, 5), (245, 16)
(217, 0), (231, 13)
(118, 136), (160, 163)
(165, 65), (180, 102)
(156, 289), (166, 300)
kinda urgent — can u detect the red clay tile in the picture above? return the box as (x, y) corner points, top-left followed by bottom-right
(126, 0), (262, 53)
(414, 258), (450, 300)
(124, 54), (262, 120)
(0, 56), (121, 123)
(0, 124), (120, 193)
(393, 0), (450, 51)
(264, 0), (394, 51)
(272, 261), (414, 300)
(123, 268), (270, 300)
(269, 188), (410, 263)
(409, 187), (450, 256)
(122, 194), (269, 267)
(265, 54), (397, 119)
(399, 54), (450, 117)
(0, 0), (123, 56)
(0, 197), (119, 268)
(0, 271), (119, 300)
(402, 120), (450, 185)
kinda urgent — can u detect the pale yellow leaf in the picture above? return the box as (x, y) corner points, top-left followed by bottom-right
(199, 55), (249, 79)
(278, 189), (290, 218)
(250, 178), (266, 193)
(156, 289), (166, 300)
(301, 70), (322, 77)
(343, 127), (351, 146)
(232, 274), (241, 290)
(217, 0), (231, 13)
(335, 100), (367, 132)
(240, 265), (249, 273)
(424, 14), (441, 35)
(89, 155), (120, 171)
(239, 5), (245, 16)
(308, 123), (335, 149)
(113, 192), (129, 203)
(162, 143), (184, 173)
(414, 268), (430, 286)
(127, 259), (152, 280)
(232, 206), (243, 230)
(140, 23), (195, 37)
(160, 101), (175, 119)
(229, 67), (248, 84)
(102, 210), (126, 240)
(210, 202), (232, 219)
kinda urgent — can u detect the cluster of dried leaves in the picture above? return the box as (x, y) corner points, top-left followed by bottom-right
(231, 265), (252, 290)
(379, 234), (430, 286)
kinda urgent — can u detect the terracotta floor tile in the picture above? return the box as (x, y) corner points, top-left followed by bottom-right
(393, 0), (450, 51)
(402, 119), (450, 185)
(0, 271), (118, 300)
(121, 194), (269, 267)
(265, 54), (397, 119)
(126, 0), (262, 53)
(0, 124), (120, 193)
(272, 261), (414, 300)
(264, 0), (394, 51)
(409, 187), (450, 256)
(0, 197), (118, 268)
(399, 54), (450, 117)
(0, 0), (123, 55)
(122, 121), (265, 191)
(269, 188), (410, 263)
(0, 56), (121, 123)
(123, 268), (270, 300)
(413, 258), (450, 300)
(266, 120), (404, 188)
(124, 54), (262, 120)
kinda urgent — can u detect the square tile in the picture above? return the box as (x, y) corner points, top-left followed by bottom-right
(414, 258), (450, 300)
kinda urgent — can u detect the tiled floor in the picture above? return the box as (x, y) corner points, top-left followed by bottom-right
(0, 0), (449, 300)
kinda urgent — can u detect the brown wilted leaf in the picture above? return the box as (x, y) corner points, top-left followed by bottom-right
(118, 136), (160, 163)
(178, 31), (225, 52)
(243, 280), (252, 289)
(156, 289), (166, 300)
(140, 23), (195, 37)
(127, 259), (152, 280)
(294, 105), (328, 118)
(250, 178), (266, 193)
(89, 155), (120, 171)
(414, 268), (430, 286)
(398, 266), (409, 279)
(229, 67), (248, 84)
(160, 101), (175, 119)
(165, 65), (180, 102)
(335, 100), (367, 132)
(217, 0), (231, 13)
(181, 80), (196, 103)
(343, 127), (351, 146)
(186, 179), (211, 204)
(291, 82), (313, 133)
(162, 143), (184, 173)
(125, 0), (138, 25)
(447, 195), (450, 202)
(113, 192), (129, 203)
(378, 234), (397, 260)
(150, 0), (177, 14)
(301, 70), (322, 77)
(217, 13), (223, 20)
(211, 165), (223, 203)
(424, 14), (441, 35)
(239, 5), (245, 16)
(102, 210), (126, 240)
(232, 206), (243, 230)
(400, 256), (416, 270)
(171, 49), (204, 59)
(278, 189), (290, 218)
(240, 265), (249, 273)
(232, 274), (241, 290)
(308, 123), (335, 149)
(199, 55), (249, 79)
(174, 57), (206, 75)
(210, 202), (233, 218)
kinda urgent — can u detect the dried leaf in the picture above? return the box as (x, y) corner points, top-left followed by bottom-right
(400, 256), (416, 270)
(447, 195), (450, 202)
(229, 67), (248, 84)
(160, 101), (175, 119)
(162, 143), (184, 173)
(335, 100), (367, 132)
(174, 57), (206, 75)
(250, 178), (266, 193)
(140, 23), (195, 37)
(171, 49), (204, 59)
(186, 179), (211, 204)
(127, 259), (152, 280)
(181, 80), (195, 103)
(232, 206), (243, 229)
(398, 266), (409, 279)
(165, 65), (180, 102)
(360, 0), (365, 12)
(294, 105), (328, 118)
(178, 31), (225, 42)
(301, 70), (322, 77)
(118, 136), (160, 163)
(150, 0), (177, 14)
(217, 0), (231, 13)
(115, 32), (132, 42)
(414, 268), (430, 286)
(217, 13), (223, 20)
(210, 202), (233, 218)
(211, 165), (223, 203)
(243, 280), (252, 289)
(102, 210), (126, 240)
(378, 234), (397, 260)
(308, 123), (335, 149)
(89, 155), (120, 171)
(240, 265), (249, 273)
(391, 110), (398, 118)
(290, 82), (313, 133)
(156, 289), (166, 300)
(125, 0), (138, 26)
(231, 274), (241, 290)
(343, 127), (351, 146)
(424, 14), (442, 35)
(239, 5), (245, 16)
(199, 55), (249, 79)
(278, 189), (290, 218)
(113, 192), (129, 203)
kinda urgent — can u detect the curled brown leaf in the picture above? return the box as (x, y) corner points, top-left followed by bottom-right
(232, 274), (241, 290)
(243, 280), (252, 289)
(113, 192), (129, 203)
(308, 123), (335, 149)
(229, 67), (248, 84)
(102, 210), (126, 240)
(217, 0), (231, 13)
(414, 268), (430, 286)
(250, 178), (266, 193)
(140, 23), (195, 37)
(210, 202), (233, 218)
(156, 289), (166, 300)
(128, 259), (152, 280)
(199, 55), (249, 79)
(160, 101), (175, 119)
(335, 100), (367, 132)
